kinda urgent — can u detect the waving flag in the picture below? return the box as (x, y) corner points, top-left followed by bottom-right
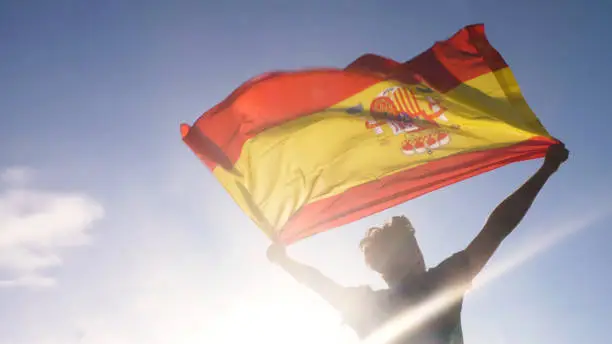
(181, 24), (558, 245)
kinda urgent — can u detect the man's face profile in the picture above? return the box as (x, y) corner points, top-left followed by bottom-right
(361, 216), (425, 278)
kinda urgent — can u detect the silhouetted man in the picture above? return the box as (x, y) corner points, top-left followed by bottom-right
(268, 143), (569, 343)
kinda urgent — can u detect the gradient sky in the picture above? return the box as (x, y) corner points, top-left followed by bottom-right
(1, 1), (611, 343)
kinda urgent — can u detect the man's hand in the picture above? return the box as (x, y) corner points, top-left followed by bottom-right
(266, 243), (288, 264)
(543, 143), (569, 173)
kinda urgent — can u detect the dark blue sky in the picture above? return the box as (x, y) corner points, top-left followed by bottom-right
(1, 1), (611, 343)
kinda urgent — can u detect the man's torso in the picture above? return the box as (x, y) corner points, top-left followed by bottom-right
(338, 252), (471, 344)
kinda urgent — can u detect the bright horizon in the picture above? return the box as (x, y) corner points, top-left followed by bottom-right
(2, 1), (611, 343)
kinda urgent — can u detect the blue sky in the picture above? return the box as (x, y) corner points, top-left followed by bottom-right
(1, 0), (611, 343)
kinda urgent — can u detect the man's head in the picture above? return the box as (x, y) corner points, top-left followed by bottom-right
(359, 216), (426, 282)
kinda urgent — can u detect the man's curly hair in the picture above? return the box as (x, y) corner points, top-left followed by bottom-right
(359, 216), (416, 252)
(358, 216), (420, 274)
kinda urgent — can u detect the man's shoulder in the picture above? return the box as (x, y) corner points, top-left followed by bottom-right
(334, 285), (377, 315)
(426, 251), (472, 289)
(336, 284), (390, 307)
(342, 284), (378, 298)
(336, 284), (392, 336)
(431, 251), (470, 272)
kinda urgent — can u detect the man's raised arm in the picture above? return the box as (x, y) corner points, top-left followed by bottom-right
(463, 143), (569, 278)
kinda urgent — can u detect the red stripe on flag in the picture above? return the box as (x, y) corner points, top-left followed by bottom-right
(394, 24), (508, 92)
(345, 53), (402, 75)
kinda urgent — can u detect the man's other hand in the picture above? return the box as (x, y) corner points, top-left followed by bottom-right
(267, 243), (288, 263)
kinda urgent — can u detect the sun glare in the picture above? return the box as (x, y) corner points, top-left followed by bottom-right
(209, 287), (358, 344)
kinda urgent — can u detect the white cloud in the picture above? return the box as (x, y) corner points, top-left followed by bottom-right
(0, 167), (104, 288)
(0, 274), (56, 288)
(1, 166), (35, 185)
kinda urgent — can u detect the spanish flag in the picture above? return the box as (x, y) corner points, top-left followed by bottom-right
(181, 24), (557, 245)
